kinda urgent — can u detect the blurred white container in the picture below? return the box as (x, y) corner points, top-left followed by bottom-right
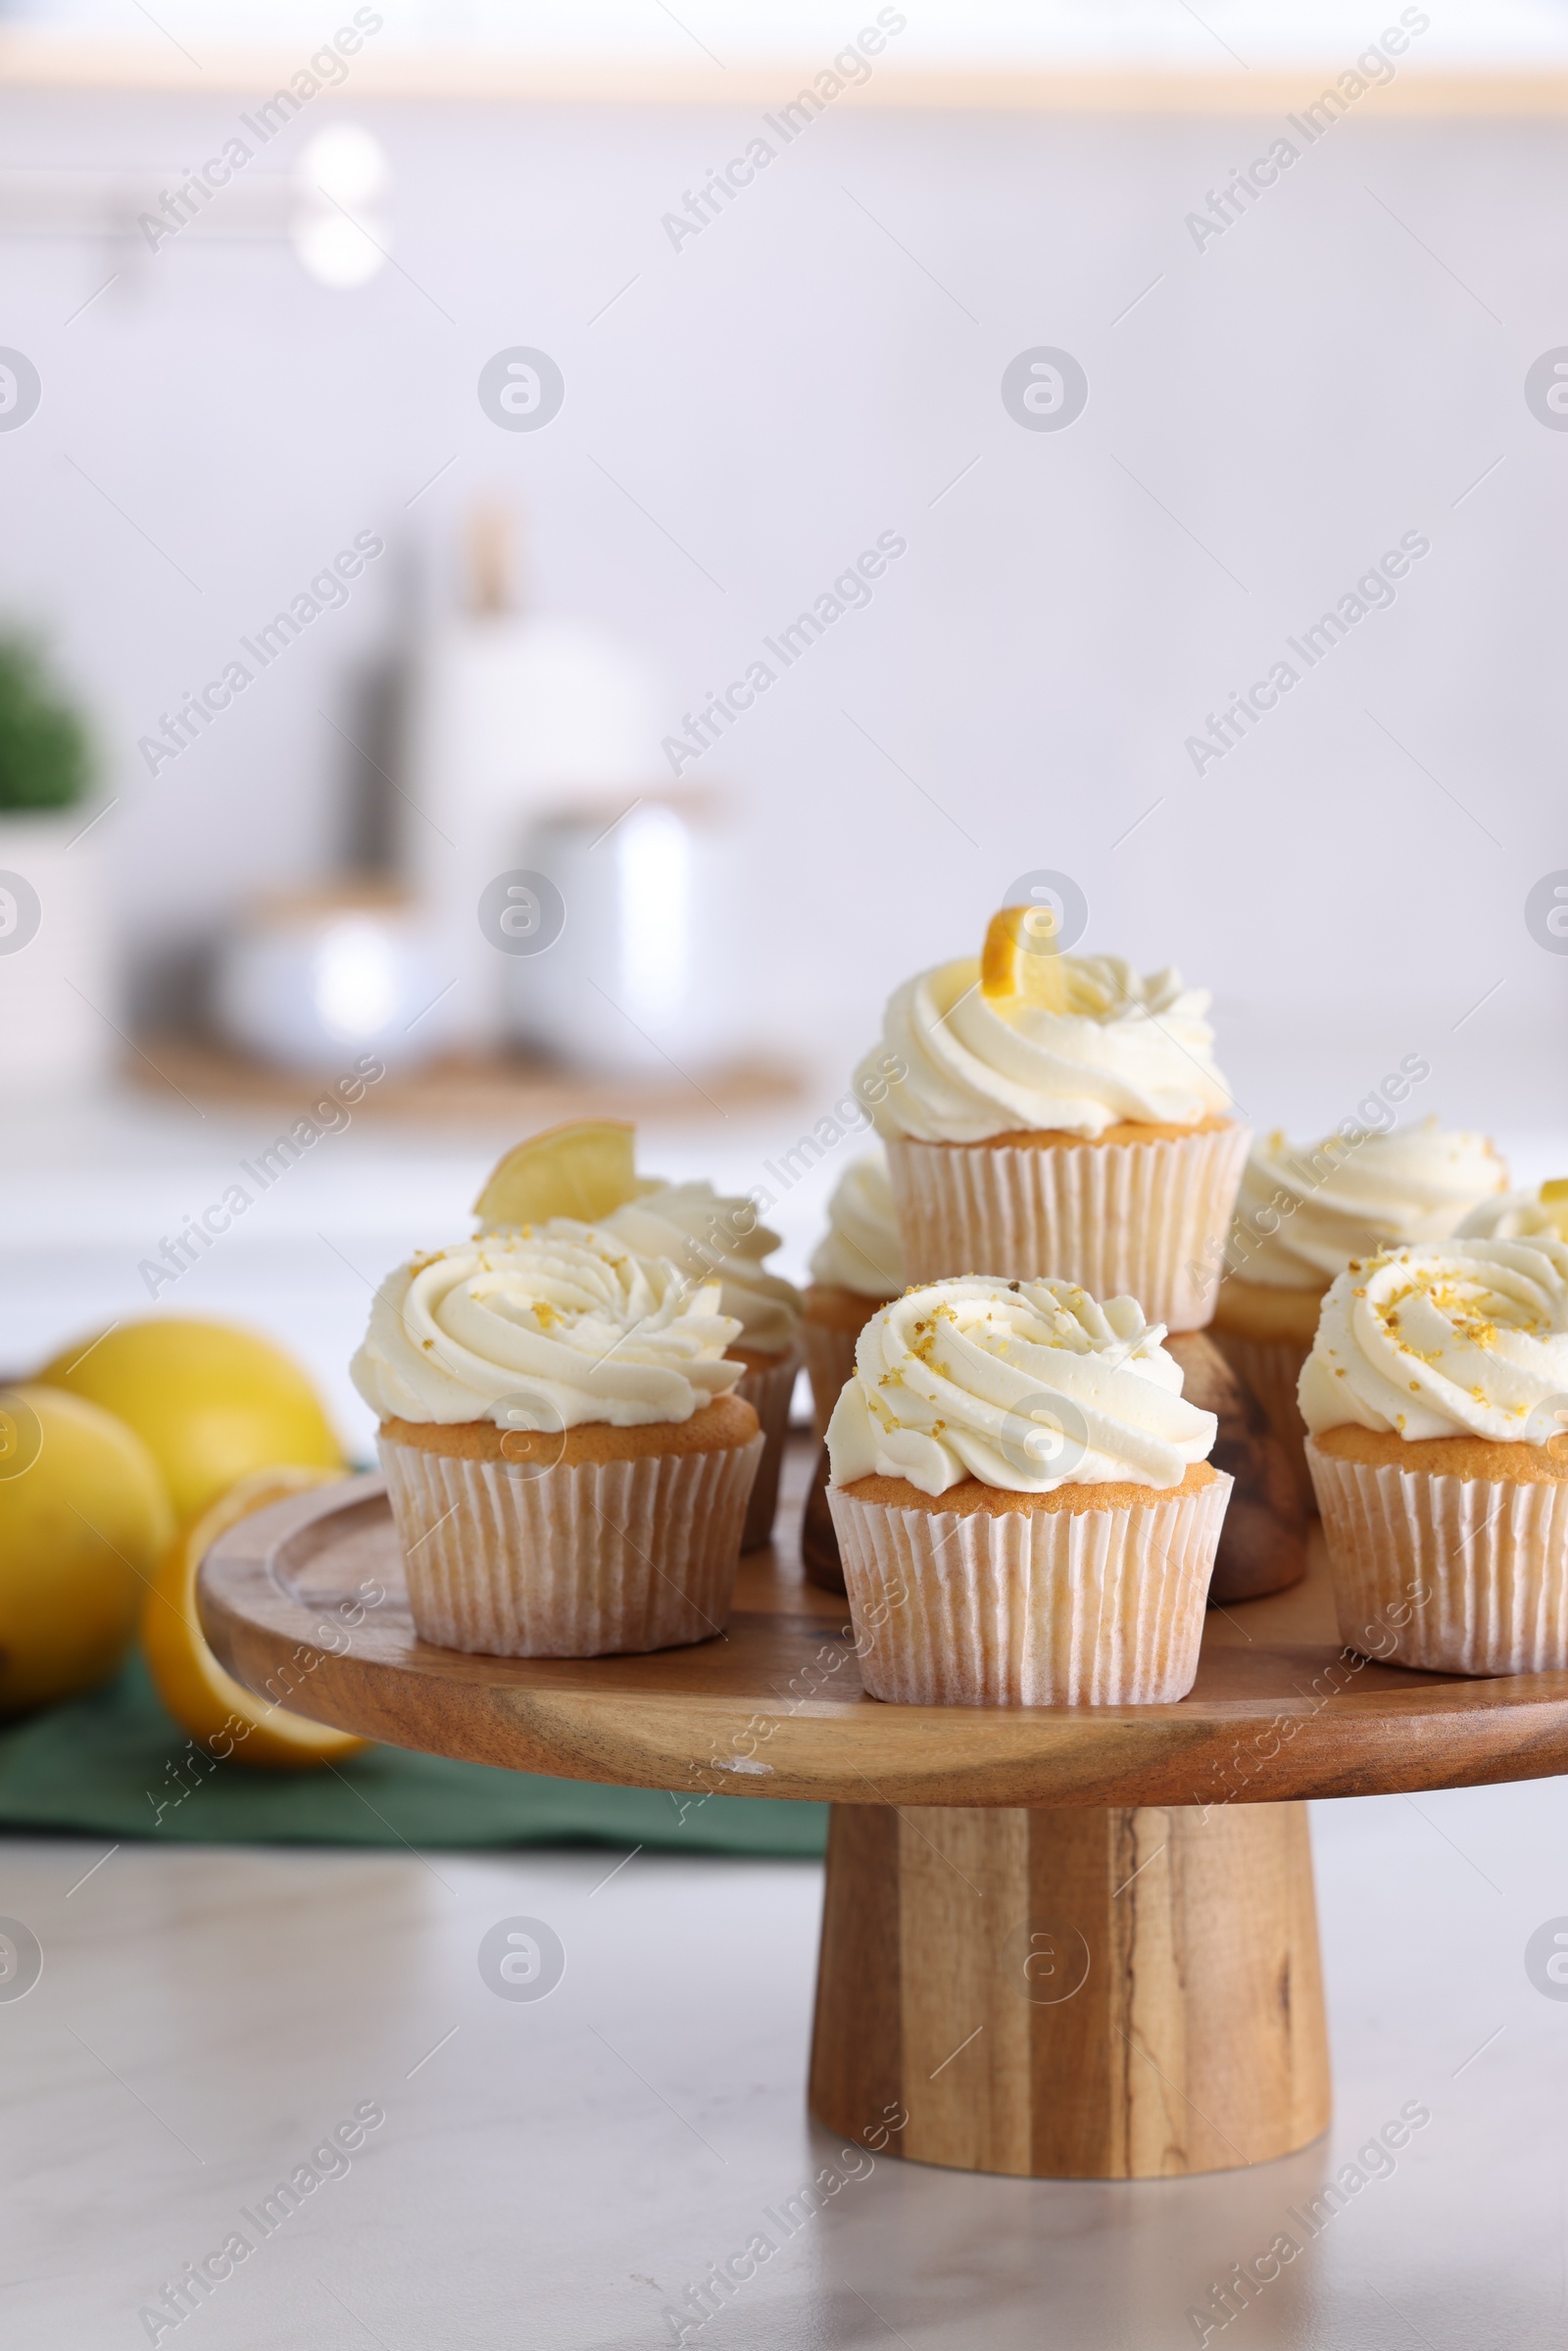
(399, 508), (665, 1053)
(213, 887), (461, 1076)
(504, 797), (745, 1078)
(0, 810), (114, 1094)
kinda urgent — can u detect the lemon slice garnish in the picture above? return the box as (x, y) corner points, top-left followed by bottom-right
(980, 905), (1073, 1010)
(473, 1119), (639, 1231)
(143, 1465), (368, 1771)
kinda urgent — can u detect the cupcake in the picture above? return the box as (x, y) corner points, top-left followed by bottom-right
(1457, 1177), (1568, 1244)
(802, 1150), (906, 1441)
(351, 1221), (762, 1656)
(601, 1180), (802, 1551)
(1213, 1118), (1507, 1505)
(856, 906), (1249, 1331)
(1301, 1238), (1568, 1676)
(826, 1274), (1231, 1705)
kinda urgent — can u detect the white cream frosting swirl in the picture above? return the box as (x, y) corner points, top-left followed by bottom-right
(600, 1180), (801, 1354)
(825, 1274), (1216, 1497)
(1456, 1182), (1568, 1246)
(350, 1220), (744, 1428)
(808, 1152), (905, 1299)
(1298, 1240), (1568, 1442)
(856, 954), (1232, 1143)
(1230, 1118), (1507, 1289)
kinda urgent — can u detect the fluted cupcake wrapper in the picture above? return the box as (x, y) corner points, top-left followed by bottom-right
(1211, 1330), (1316, 1513)
(1307, 1439), (1568, 1677)
(801, 1320), (862, 1445)
(885, 1124), (1250, 1333)
(828, 1474), (1231, 1706)
(732, 1343), (803, 1550)
(379, 1429), (763, 1657)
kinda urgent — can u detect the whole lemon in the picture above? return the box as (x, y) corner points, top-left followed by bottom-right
(0, 1384), (173, 1717)
(36, 1318), (343, 1526)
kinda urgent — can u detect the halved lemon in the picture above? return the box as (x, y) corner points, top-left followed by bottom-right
(142, 1465), (368, 1771)
(980, 904), (1074, 1011)
(473, 1118), (639, 1231)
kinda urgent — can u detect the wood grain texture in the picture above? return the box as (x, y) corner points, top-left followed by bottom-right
(808, 1801), (1330, 2178)
(128, 1035), (801, 1124)
(197, 1439), (1568, 1808)
(808, 1807), (902, 2149)
(6, 44), (1564, 114)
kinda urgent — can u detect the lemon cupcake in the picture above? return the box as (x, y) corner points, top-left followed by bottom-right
(826, 1274), (1230, 1705)
(1215, 1119), (1506, 1503)
(856, 908), (1249, 1331)
(1301, 1238), (1568, 1676)
(802, 1150), (906, 1442)
(351, 1222), (761, 1657)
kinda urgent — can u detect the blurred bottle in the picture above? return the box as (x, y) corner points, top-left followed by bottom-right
(398, 506), (663, 1053)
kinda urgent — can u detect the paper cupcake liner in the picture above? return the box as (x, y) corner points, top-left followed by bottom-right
(1307, 1440), (1568, 1677)
(379, 1427), (763, 1657)
(1211, 1330), (1315, 1513)
(733, 1343), (803, 1550)
(885, 1124), (1250, 1332)
(801, 1320), (863, 1445)
(828, 1473), (1231, 1705)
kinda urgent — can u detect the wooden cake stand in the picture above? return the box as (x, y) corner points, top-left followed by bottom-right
(199, 1445), (1568, 2183)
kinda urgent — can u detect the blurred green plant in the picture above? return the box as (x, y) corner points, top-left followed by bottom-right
(0, 637), (91, 813)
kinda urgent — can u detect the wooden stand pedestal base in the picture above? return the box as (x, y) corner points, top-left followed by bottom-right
(809, 1799), (1331, 2179)
(206, 1474), (1568, 2183)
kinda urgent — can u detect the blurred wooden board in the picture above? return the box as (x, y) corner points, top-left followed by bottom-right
(199, 1436), (1568, 1809)
(4, 36), (1567, 113)
(130, 1036), (802, 1126)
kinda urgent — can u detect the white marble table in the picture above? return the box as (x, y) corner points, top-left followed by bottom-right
(3, 1772), (1567, 2348)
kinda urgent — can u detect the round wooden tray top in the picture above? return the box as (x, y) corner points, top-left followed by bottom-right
(197, 1444), (1568, 1809)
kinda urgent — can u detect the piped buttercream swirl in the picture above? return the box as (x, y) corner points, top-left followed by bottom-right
(1230, 1117), (1507, 1288)
(825, 1273), (1217, 1497)
(601, 1180), (801, 1354)
(808, 1152), (905, 1299)
(854, 954), (1232, 1143)
(1298, 1239), (1568, 1442)
(350, 1221), (744, 1428)
(1456, 1182), (1568, 1247)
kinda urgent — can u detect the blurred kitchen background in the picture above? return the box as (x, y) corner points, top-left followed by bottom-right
(2, 0), (1566, 1452)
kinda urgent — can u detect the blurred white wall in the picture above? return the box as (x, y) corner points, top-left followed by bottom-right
(0, 81), (1561, 1134)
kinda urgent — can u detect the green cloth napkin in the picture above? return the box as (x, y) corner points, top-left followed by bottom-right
(0, 1656), (827, 1858)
